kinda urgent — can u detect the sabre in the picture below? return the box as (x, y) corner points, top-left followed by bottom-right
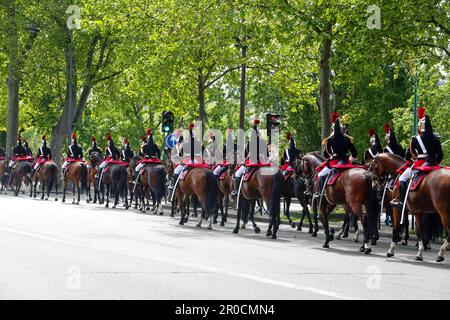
(170, 173), (182, 202)
(380, 176), (390, 218)
(400, 176), (414, 225)
(235, 174), (245, 210)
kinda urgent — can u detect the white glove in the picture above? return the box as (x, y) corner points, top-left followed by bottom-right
(349, 156), (357, 163)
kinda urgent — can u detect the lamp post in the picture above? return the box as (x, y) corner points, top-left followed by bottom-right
(412, 70), (418, 136)
(67, 29), (74, 145)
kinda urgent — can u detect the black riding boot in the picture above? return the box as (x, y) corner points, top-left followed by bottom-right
(231, 176), (241, 197)
(391, 181), (407, 209)
(5, 165), (12, 176)
(318, 175), (327, 194)
(169, 174), (179, 190)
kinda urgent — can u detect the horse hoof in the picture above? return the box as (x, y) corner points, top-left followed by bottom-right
(207, 226), (212, 230)
(112, 206), (116, 209)
(55, 199), (58, 201)
(371, 240), (377, 246)
(359, 245), (365, 253)
(196, 224), (201, 228)
(436, 256), (444, 263)
(336, 235), (342, 240)
(365, 248), (372, 255)
(342, 233), (349, 238)
(232, 228), (238, 234)
(386, 252), (394, 258)
(254, 227), (261, 234)
(170, 214), (175, 217)
(241, 224), (246, 229)
(290, 222), (296, 228)
(415, 256), (423, 261)
(62, 200), (65, 203)
(354, 239), (359, 243)
(402, 241), (408, 246)
(126, 207), (129, 210)
(329, 234), (334, 241)
(323, 243), (329, 248)
(311, 232), (317, 237)
(266, 230), (272, 237)
(105, 205), (109, 208)
(297, 226), (302, 231)
(159, 211), (164, 215)
(220, 222), (225, 227)
(271, 234), (277, 240)
(179, 221), (184, 226)
(308, 228), (314, 234)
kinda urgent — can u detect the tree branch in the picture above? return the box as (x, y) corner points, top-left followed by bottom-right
(205, 66), (241, 88)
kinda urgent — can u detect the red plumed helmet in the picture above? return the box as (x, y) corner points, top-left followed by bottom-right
(146, 129), (152, 136)
(331, 112), (340, 124)
(286, 132), (292, 141)
(188, 123), (195, 129)
(252, 119), (260, 125)
(91, 136), (96, 142)
(418, 107), (426, 119)
(106, 134), (111, 141)
(384, 123), (390, 134)
(124, 138), (129, 144)
(368, 128), (375, 137)
(71, 133), (76, 139)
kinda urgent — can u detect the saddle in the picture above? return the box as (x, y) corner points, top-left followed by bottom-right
(327, 170), (342, 186)
(219, 170), (229, 181)
(409, 165), (450, 191)
(186, 162), (210, 169)
(13, 155), (34, 162)
(243, 167), (259, 182)
(141, 158), (161, 164)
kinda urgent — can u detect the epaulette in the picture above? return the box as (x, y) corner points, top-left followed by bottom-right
(322, 138), (328, 146)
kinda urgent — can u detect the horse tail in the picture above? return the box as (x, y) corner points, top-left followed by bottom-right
(269, 170), (282, 217)
(205, 170), (219, 217)
(365, 172), (379, 232)
(80, 163), (88, 194)
(47, 163), (58, 194)
(150, 166), (166, 203)
(119, 166), (128, 198)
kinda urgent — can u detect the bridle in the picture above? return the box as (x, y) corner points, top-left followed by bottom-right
(370, 155), (389, 189)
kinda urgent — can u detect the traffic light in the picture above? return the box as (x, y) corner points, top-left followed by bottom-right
(161, 111), (174, 134)
(266, 113), (281, 142)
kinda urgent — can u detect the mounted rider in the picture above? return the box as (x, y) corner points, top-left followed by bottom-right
(213, 129), (233, 178)
(280, 132), (302, 172)
(62, 133), (83, 178)
(24, 140), (33, 156)
(232, 119), (266, 196)
(135, 129), (161, 175)
(383, 123), (405, 158)
(88, 136), (102, 156)
(363, 128), (382, 165)
(170, 123), (202, 189)
(317, 112), (357, 192)
(390, 108), (443, 208)
(32, 135), (52, 177)
(98, 134), (121, 182)
(5, 137), (26, 179)
(120, 138), (134, 163)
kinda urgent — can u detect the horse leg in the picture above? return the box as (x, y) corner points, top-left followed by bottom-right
(249, 203), (260, 234)
(415, 214), (425, 261)
(76, 181), (81, 205)
(62, 179), (67, 202)
(320, 203), (335, 248)
(233, 197), (242, 234)
(387, 207), (402, 258)
(105, 184), (110, 208)
(41, 180), (45, 200)
(285, 197), (295, 228)
(436, 211), (449, 262)
(178, 193), (186, 225)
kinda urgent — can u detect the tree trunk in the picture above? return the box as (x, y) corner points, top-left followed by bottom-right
(198, 68), (206, 131)
(319, 36), (332, 142)
(6, 1), (20, 156)
(51, 40), (77, 178)
(239, 45), (247, 130)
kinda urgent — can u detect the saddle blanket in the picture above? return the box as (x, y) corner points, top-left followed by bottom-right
(186, 163), (210, 169)
(243, 167), (258, 182)
(140, 158), (161, 164)
(410, 173), (426, 191)
(66, 157), (84, 163)
(219, 171), (228, 181)
(327, 171), (342, 186)
(13, 155), (34, 162)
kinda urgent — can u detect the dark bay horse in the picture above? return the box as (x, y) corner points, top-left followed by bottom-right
(217, 167), (234, 226)
(313, 163), (378, 253)
(10, 160), (33, 196)
(371, 153), (450, 261)
(0, 159), (7, 194)
(100, 162), (129, 209)
(62, 161), (88, 204)
(139, 161), (166, 214)
(87, 152), (102, 204)
(31, 161), (58, 200)
(176, 166), (219, 229)
(235, 166), (282, 239)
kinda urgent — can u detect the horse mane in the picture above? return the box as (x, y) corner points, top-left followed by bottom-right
(302, 151), (324, 166)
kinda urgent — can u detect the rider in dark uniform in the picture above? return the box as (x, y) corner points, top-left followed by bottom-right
(32, 135), (52, 176)
(88, 136), (102, 156)
(98, 135), (120, 181)
(318, 117), (357, 191)
(24, 140), (33, 156)
(383, 123), (405, 158)
(391, 109), (443, 208)
(363, 128), (382, 165)
(142, 130), (161, 159)
(121, 138), (134, 163)
(281, 132), (302, 171)
(62, 133), (83, 178)
(5, 137), (26, 178)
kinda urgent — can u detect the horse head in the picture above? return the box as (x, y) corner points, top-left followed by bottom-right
(89, 151), (103, 167)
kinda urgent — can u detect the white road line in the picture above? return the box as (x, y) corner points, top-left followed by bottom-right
(0, 225), (356, 300)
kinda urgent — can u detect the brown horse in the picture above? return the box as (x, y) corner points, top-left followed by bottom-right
(87, 152), (102, 204)
(371, 153), (450, 261)
(100, 163), (129, 209)
(314, 163), (378, 253)
(138, 162), (166, 214)
(9, 160), (33, 196)
(31, 161), (58, 200)
(217, 167), (234, 226)
(234, 166), (282, 239)
(62, 161), (88, 204)
(176, 166), (219, 229)
(0, 159), (7, 194)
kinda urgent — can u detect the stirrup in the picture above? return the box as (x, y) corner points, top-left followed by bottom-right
(390, 199), (403, 208)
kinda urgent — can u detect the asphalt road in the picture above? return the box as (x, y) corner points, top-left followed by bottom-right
(0, 193), (449, 300)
